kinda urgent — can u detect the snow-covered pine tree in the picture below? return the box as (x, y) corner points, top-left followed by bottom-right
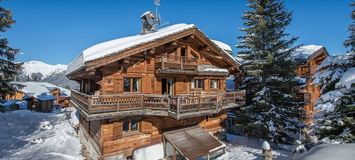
(344, 2), (355, 52)
(237, 0), (304, 144)
(310, 3), (355, 143)
(0, 6), (21, 99)
(311, 52), (355, 144)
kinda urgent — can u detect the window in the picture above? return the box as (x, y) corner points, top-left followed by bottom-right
(180, 47), (186, 57)
(210, 79), (219, 89)
(122, 119), (139, 132)
(304, 93), (311, 104)
(191, 79), (204, 89)
(123, 120), (129, 132)
(131, 119), (138, 131)
(123, 77), (141, 92)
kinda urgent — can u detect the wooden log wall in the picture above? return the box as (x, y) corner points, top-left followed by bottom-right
(97, 111), (228, 157)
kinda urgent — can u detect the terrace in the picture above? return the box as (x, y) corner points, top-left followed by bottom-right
(70, 90), (245, 120)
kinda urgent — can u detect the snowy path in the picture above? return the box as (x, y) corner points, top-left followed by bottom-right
(216, 134), (292, 160)
(0, 108), (83, 160)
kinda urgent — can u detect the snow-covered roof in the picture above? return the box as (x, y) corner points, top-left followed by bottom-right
(12, 82), (71, 101)
(292, 45), (324, 60)
(67, 23), (240, 75)
(211, 40), (232, 53)
(198, 64), (229, 73)
(67, 24), (195, 74)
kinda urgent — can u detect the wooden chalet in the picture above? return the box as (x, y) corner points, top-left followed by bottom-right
(50, 88), (70, 107)
(67, 15), (245, 160)
(294, 45), (329, 125)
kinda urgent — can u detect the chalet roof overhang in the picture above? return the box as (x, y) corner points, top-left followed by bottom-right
(66, 25), (241, 77)
(163, 126), (225, 160)
(306, 47), (329, 63)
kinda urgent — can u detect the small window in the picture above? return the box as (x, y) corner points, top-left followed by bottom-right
(123, 77), (141, 92)
(210, 79), (219, 89)
(131, 119), (138, 131)
(124, 78), (130, 92)
(181, 47), (186, 57)
(191, 79), (204, 89)
(123, 120), (129, 132)
(304, 93), (311, 104)
(122, 119), (139, 133)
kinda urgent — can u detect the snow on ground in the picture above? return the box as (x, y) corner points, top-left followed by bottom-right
(216, 134), (292, 160)
(0, 107), (83, 160)
(22, 61), (67, 80)
(133, 143), (164, 160)
(299, 143), (355, 160)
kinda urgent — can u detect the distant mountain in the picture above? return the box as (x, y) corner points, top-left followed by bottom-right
(16, 61), (79, 90)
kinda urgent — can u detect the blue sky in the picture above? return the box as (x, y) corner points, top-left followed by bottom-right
(3, 0), (353, 64)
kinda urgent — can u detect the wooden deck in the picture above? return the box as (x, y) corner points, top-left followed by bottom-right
(70, 90), (245, 120)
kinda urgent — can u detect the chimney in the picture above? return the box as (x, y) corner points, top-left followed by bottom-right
(140, 11), (159, 35)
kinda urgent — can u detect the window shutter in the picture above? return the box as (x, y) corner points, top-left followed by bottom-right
(112, 121), (122, 140)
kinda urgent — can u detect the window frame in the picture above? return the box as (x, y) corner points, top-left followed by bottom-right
(122, 119), (139, 133)
(123, 77), (141, 93)
(210, 79), (219, 89)
(191, 79), (205, 89)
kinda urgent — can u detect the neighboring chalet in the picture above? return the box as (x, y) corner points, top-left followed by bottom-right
(7, 82), (71, 112)
(66, 16), (245, 159)
(293, 45), (329, 125)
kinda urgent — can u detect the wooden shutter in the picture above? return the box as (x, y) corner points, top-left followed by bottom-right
(112, 121), (122, 140)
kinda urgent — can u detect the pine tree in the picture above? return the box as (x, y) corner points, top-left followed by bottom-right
(0, 6), (21, 99)
(344, 2), (355, 52)
(237, 0), (304, 144)
(311, 52), (355, 144)
(309, 2), (355, 143)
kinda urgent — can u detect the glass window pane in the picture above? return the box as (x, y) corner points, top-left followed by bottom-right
(191, 79), (195, 89)
(131, 119), (138, 131)
(198, 79), (204, 89)
(123, 120), (129, 132)
(124, 78), (130, 92)
(211, 80), (218, 89)
(133, 78), (139, 92)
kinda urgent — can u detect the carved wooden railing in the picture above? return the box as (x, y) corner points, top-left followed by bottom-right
(155, 55), (198, 71)
(70, 90), (245, 118)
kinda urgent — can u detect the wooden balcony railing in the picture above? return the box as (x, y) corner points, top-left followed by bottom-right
(70, 90), (245, 120)
(155, 55), (198, 71)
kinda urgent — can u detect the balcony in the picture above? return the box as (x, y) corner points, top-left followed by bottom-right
(155, 55), (198, 74)
(70, 90), (245, 120)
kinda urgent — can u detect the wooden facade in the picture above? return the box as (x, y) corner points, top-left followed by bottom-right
(68, 24), (245, 159)
(296, 47), (328, 125)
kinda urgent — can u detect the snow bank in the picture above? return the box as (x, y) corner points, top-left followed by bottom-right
(300, 144), (355, 160)
(220, 134), (292, 160)
(133, 143), (164, 160)
(0, 109), (83, 160)
(336, 67), (355, 89)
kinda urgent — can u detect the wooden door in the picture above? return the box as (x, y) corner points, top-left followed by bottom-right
(161, 78), (175, 96)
